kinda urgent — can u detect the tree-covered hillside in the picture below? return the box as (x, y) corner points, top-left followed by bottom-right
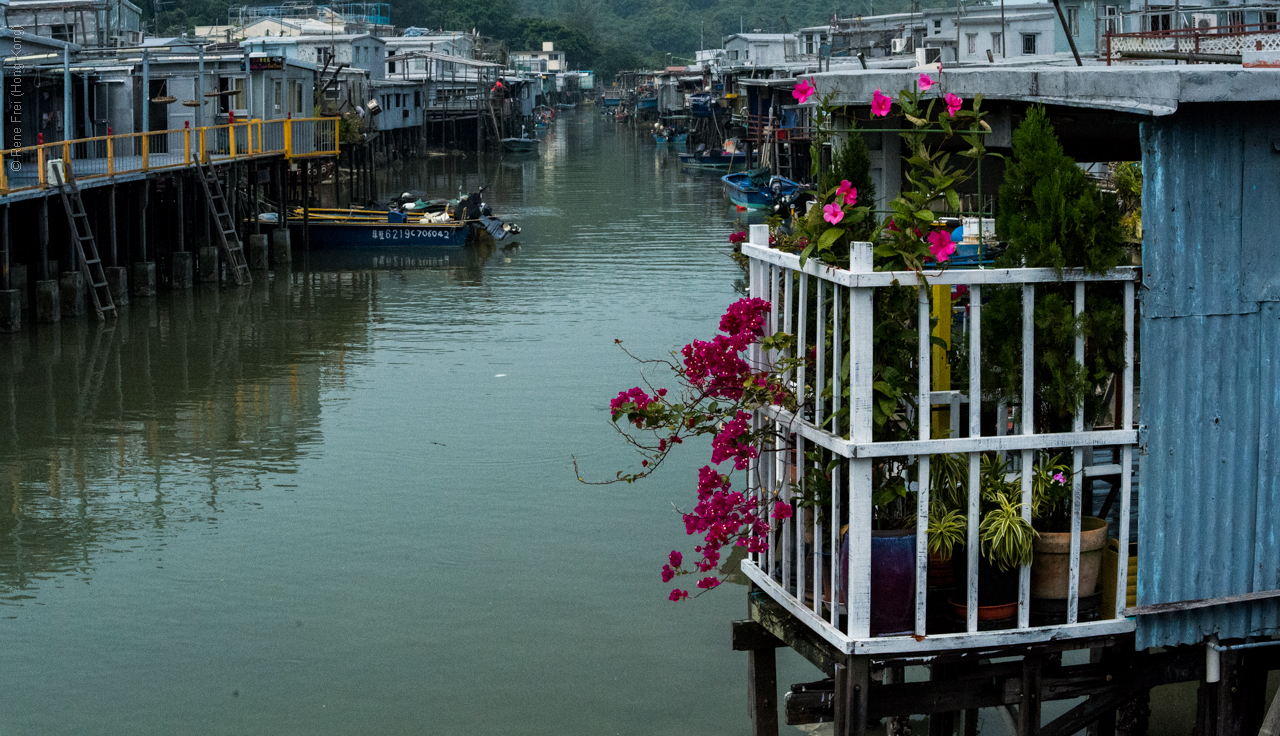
(154, 0), (933, 79)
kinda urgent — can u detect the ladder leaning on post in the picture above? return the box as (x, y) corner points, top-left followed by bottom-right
(193, 158), (252, 287)
(51, 161), (116, 320)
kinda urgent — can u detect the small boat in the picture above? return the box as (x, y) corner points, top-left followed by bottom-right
(290, 208), (472, 248)
(556, 102), (577, 109)
(653, 131), (688, 145)
(289, 190), (519, 249)
(678, 148), (752, 170)
(503, 126), (540, 153)
(637, 95), (657, 111)
(602, 96), (621, 107)
(722, 171), (801, 210)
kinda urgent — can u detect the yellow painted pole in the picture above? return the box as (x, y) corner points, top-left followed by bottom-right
(183, 129), (190, 163)
(931, 284), (952, 438)
(283, 119), (293, 160)
(229, 124), (237, 159)
(141, 132), (150, 171)
(62, 141), (71, 180)
(38, 146), (46, 188)
(199, 129), (207, 163)
(107, 135), (114, 176)
(0, 152), (8, 193)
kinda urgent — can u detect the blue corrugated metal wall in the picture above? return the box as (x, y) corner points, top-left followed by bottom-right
(1137, 104), (1280, 649)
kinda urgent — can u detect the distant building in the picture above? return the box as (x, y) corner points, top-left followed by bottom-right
(6, 0), (143, 47)
(721, 34), (798, 67)
(511, 41), (565, 73)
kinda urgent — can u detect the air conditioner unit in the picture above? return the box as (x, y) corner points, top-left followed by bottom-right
(892, 38), (909, 53)
(915, 47), (942, 65)
(1192, 13), (1216, 30)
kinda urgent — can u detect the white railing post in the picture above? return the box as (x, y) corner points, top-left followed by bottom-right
(915, 285), (932, 636)
(749, 224), (770, 572)
(967, 284), (982, 633)
(1116, 280), (1136, 618)
(848, 241), (874, 640)
(1019, 283), (1036, 629)
(1069, 281), (1085, 624)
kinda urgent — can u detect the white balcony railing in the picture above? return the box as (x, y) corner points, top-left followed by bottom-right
(740, 224), (1139, 655)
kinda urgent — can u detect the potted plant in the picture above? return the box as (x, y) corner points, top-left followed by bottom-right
(935, 455), (1037, 623)
(1029, 454), (1109, 602)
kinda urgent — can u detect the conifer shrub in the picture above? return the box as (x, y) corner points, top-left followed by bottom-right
(984, 106), (1128, 432)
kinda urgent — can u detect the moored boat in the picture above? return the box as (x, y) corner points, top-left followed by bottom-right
(721, 171), (801, 210)
(678, 149), (752, 169)
(602, 96), (621, 107)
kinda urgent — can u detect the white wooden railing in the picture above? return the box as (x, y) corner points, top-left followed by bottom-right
(740, 224), (1140, 655)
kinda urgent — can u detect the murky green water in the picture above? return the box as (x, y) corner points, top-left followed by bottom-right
(0, 113), (821, 734)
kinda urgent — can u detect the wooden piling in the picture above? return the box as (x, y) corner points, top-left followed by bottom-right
(302, 162), (310, 252)
(39, 196), (49, 280)
(108, 184), (117, 266)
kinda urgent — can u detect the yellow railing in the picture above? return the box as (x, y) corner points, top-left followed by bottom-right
(0, 117), (340, 195)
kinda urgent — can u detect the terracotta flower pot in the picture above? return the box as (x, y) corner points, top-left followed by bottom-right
(1030, 516), (1109, 599)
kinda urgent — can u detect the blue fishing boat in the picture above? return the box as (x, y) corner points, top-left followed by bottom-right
(722, 171), (801, 210)
(637, 95), (657, 111)
(654, 132), (688, 144)
(603, 96), (621, 107)
(297, 216), (472, 248)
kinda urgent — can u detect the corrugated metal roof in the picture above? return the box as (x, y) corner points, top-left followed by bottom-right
(1135, 106), (1280, 649)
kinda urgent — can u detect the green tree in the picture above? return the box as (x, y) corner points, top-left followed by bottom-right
(984, 106), (1127, 432)
(828, 130), (877, 240)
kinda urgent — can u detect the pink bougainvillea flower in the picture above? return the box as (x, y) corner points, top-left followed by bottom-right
(918, 73), (935, 91)
(945, 92), (963, 117)
(871, 89), (893, 117)
(661, 565), (675, 583)
(728, 230), (747, 245)
(772, 501), (794, 520)
(669, 589), (689, 602)
(669, 550), (682, 567)
(696, 577), (721, 590)
(823, 202), (845, 225)
(792, 78), (816, 104)
(927, 230), (957, 263)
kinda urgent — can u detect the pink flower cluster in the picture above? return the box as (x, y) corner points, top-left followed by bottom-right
(711, 411), (758, 469)
(729, 231), (747, 245)
(665, 463), (773, 601)
(681, 298), (771, 401)
(610, 386), (667, 427)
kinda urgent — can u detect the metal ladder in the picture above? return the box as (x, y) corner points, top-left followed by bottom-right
(56, 174), (116, 320)
(194, 160), (252, 287)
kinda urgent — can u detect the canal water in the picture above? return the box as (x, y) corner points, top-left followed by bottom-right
(0, 112), (823, 733)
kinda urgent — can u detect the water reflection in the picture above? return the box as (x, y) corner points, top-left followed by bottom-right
(0, 254), (492, 602)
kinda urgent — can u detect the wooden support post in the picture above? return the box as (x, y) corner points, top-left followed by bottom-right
(1213, 648), (1266, 736)
(748, 648), (779, 736)
(139, 179), (149, 262)
(929, 662), (957, 736)
(175, 175), (185, 252)
(108, 184), (117, 266)
(302, 161), (310, 251)
(39, 195), (50, 280)
(834, 657), (871, 736)
(1020, 655), (1043, 736)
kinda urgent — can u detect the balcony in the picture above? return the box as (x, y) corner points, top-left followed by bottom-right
(739, 224), (1139, 656)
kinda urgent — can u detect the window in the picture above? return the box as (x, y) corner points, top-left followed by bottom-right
(414, 90), (421, 107)
(1227, 10), (1245, 30)
(1104, 6), (1121, 35)
(1145, 13), (1172, 31)
(991, 31), (1003, 55)
(728, 49), (739, 60)
(1067, 6), (1080, 35)
(1022, 33), (1037, 54)
(51, 24), (74, 42)
(805, 34), (814, 54)
(293, 80), (303, 114)
(273, 80), (283, 115)
(1266, 11), (1279, 31)
(967, 33), (977, 54)
(395, 93), (402, 107)
(388, 60), (396, 74)
(933, 19), (942, 35)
